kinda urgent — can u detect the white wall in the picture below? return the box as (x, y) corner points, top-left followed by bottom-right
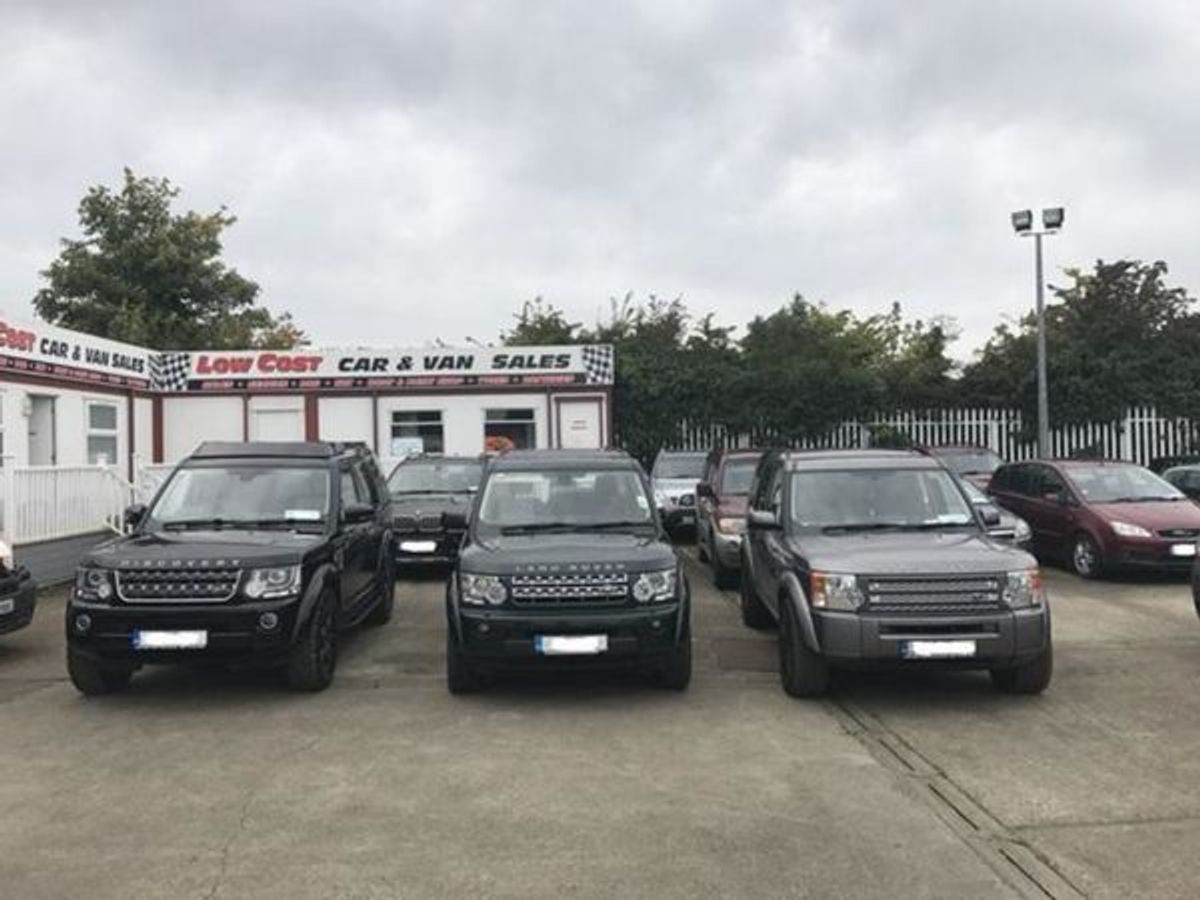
(247, 395), (304, 441)
(318, 396), (373, 444)
(375, 392), (551, 457)
(162, 395), (243, 462)
(133, 397), (153, 465)
(0, 384), (132, 471)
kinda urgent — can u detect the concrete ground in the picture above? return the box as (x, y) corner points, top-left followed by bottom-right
(2, 552), (1199, 899)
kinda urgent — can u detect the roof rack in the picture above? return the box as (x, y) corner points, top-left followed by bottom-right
(191, 441), (370, 460)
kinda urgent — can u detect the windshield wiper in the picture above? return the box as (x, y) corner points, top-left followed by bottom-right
(160, 518), (231, 531)
(577, 520), (654, 531)
(498, 522), (578, 534)
(821, 522), (908, 533)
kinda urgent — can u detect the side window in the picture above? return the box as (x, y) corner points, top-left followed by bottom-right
(1009, 464), (1034, 496)
(990, 466), (1010, 492)
(768, 469), (783, 512)
(356, 459), (381, 505)
(340, 467), (364, 508)
(1040, 467), (1067, 498)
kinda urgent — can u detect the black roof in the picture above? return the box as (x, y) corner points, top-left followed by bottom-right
(190, 441), (369, 460)
(778, 448), (942, 471)
(656, 449), (707, 458)
(488, 448), (639, 471)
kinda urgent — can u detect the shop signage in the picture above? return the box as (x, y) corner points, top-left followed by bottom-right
(0, 317), (153, 388)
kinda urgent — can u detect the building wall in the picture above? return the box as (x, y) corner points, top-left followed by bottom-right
(247, 394), (304, 441)
(375, 392), (552, 457)
(0, 382), (134, 473)
(318, 396), (373, 444)
(162, 395), (243, 462)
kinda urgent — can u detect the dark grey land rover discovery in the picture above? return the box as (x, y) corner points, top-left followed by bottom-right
(739, 449), (1052, 698)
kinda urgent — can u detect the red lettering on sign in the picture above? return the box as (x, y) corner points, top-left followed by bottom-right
(0, 321), (36, 352)
(196, 355), (253, 375)
(256, 353), (323, 374)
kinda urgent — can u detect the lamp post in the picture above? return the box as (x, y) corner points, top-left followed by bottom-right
(1011, 207), (1064, 459)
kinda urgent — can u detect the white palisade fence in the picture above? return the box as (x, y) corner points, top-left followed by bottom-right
(669, 406), (1200, 468)
(0, 462), (133, 545)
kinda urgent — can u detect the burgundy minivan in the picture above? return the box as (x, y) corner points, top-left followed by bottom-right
(988, 459), (1200, 578)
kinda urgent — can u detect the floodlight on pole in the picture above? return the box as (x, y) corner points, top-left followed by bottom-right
(1011, 206), (1066, 459)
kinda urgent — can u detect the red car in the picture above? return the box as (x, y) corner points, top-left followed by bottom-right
(988, 459), (1200, 578)
(696, 448), (765, 587)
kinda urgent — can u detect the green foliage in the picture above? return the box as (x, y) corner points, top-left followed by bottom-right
(960, 260), (1198, 422)
(33, 168), (304, 350)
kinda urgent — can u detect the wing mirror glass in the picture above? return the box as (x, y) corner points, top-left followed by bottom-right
(978, 504), (1002, 527)
(696, 482), (714, 499)
(124, 503), (148, 531)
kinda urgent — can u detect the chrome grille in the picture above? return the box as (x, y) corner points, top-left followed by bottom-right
(419, 514), (442, 531)
(507, 572), (629, 606)
(116, 565), (241, 603)
(394, 514), (446, 533)
(864, 575), (1005, 614)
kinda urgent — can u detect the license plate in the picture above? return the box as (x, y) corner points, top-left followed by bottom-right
(902, 640), (976, 659)
(132, 630), (208, 650)
(1170, 543), (1196, 557)
(0, 599), (13, 615)
(399, 540), (438, 553)
(534, 634), (608, 656)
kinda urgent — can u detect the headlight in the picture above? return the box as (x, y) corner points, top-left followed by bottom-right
(75, 567), (113, 601)
(0, 539), (13, 571)
(461, 573), (507, 606)
(243, 565), (302, 600)
(809, 572), (864, 611)
(1111, 521), (1151, 539)
(632, 568), (677, 603)
(717, 517), (746, 535)
(1013, 519), (1033, 543)
(1003, 569), (1045, 608)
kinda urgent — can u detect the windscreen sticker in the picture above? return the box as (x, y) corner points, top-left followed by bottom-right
(636, 495), (649, 510)
(285, 509), (322, 521)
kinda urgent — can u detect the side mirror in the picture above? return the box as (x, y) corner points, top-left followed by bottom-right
(747, 508), (780, 530)
(442, 510), (469, 530)
(978, 504), (1002, 527)
(124, 503), (148, 531)
(341, 502), (375, 524)
(696, 482), (714, 499)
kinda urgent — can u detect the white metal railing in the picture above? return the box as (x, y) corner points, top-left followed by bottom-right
(133, 456), (178, 503)
(0, 461), (133, 545)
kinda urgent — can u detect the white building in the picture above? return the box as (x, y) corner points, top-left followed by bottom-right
(0, 314), (614, 577)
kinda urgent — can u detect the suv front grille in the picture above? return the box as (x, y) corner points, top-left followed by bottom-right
(116, 566), (241, 603)
(864, 575), (1005, 614)
(507, 573), (629, 606)
(394, 514), (445, 533)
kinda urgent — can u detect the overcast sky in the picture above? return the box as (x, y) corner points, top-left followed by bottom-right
(1, 0), (1197, 358)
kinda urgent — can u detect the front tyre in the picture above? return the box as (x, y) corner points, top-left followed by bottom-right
(1071, 533), (1103, 579)
(287, 591), (338, 692)
(446, 630), (487, 694)
(779, 598), (829, 698)
(991, 643), (1053, 694)
(67, 648), (133, 696)
(657, 629), (692, 691)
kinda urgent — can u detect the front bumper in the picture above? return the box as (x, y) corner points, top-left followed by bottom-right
(394, 531), (463, 565)
(1109, 539), (1197, 573)
(812, 606), (1049, 668)
(452, 601), (686, 670)
(66, 594), (305, 666)
(0, 575), (37, 636)
(711, 530), (743, 567)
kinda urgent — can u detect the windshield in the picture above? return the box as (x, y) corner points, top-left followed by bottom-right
(147, 465), (331, 529)
(389, 460), (482, 495)
(653, 454), (706, 479)
(719, 458), (760, 495)
(1066, 465), (1184, 503)
(959, 479), (988, 504)
(789, 468), (975, 531)
(936, 448), (1003, 476)
(476, 468), (654, 533)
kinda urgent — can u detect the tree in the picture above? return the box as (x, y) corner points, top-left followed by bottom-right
(33, 168), (304, 349)
(960, 259), (1197, 422)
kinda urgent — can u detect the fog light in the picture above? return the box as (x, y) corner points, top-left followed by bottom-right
(258, 612), (279, 632)
(74, 614), (92, 635)
(650, 619), (662, 630)
(476, 622), (491, 635)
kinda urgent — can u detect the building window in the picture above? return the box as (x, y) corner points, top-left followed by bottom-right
(484, 408), (536, 451)
(391, 410), (443, 456)
(87, 402), (119, 465)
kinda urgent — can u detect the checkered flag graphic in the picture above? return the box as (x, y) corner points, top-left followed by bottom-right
(150, 352), (192, 391)
(582, 345), (614, 384)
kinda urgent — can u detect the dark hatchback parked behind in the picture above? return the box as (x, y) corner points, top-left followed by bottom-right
(443, 449), (691, 693)
(0, 543), (37, 637)
(66, 441), (395, 694)
(389, 455), (484, 566)
(988, 459), (1200, 578)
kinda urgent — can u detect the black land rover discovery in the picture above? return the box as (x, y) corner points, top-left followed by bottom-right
(444, 449), (691, 693)
(66, 441), (394, 695)
(740, 449), (1053, 698)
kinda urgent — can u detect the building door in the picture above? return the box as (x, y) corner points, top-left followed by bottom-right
(248, 398), (305, 442)
(557, 398), (603, 449)
(28, 395), (57, 465)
